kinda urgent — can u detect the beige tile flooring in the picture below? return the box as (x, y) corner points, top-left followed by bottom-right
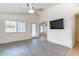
(67, 42), (79, 56)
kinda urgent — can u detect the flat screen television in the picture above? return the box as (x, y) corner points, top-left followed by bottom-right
(50, 18), (64, 29)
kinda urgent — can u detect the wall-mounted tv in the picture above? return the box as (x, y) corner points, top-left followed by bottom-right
(50, 18), (64, 29)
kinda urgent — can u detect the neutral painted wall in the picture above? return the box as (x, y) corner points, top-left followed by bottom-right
(0, 14), (38, 44)
(39, 4), (78, 48)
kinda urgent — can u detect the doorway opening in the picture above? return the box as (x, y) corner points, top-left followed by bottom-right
(32, 23), (37, 38)
(73, 13), (79, 47)
(39, 21), (47, 40)
(67, 13), (79, 56)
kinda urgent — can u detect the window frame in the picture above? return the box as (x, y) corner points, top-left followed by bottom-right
(5, 20), (26, 33)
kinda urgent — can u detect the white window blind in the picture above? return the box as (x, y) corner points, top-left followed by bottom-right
(17, 22), (26, 32)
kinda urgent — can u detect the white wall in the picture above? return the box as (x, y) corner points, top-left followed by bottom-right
(0, 14), (38, 44)
(39, 4), (78, 48)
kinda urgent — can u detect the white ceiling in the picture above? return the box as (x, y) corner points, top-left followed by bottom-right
(0, 3), (59, 14)
(74, 3), (79, 7)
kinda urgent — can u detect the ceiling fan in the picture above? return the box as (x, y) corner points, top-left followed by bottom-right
(27, 3), (43, 15)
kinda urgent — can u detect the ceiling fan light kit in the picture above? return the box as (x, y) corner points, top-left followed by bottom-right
(27, 3), (43, 15)
(28, 9), (34, 13)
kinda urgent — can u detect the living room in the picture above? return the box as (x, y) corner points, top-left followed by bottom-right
(0, 3), (79, 56)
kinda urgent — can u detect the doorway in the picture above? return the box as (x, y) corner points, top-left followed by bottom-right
(67, 14), (79, 56)
(74, 14), (79, 46)
(32, 23), (37, 38)
(39, 21), (47, 40)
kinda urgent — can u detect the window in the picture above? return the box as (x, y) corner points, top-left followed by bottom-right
(5, 20), (16, 32)
(17, 22), (26, 32)
(5, 20), (26, 32)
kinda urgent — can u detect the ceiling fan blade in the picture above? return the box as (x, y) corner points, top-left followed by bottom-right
(35, 8), (43, 11)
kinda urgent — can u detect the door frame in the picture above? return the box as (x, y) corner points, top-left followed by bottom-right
(72, 12), (78, 48)
(39, 21), (47, 40)
(72, 14), (76, 48)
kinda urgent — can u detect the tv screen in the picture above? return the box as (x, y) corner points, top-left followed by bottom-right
(50, 18), (64, 29)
